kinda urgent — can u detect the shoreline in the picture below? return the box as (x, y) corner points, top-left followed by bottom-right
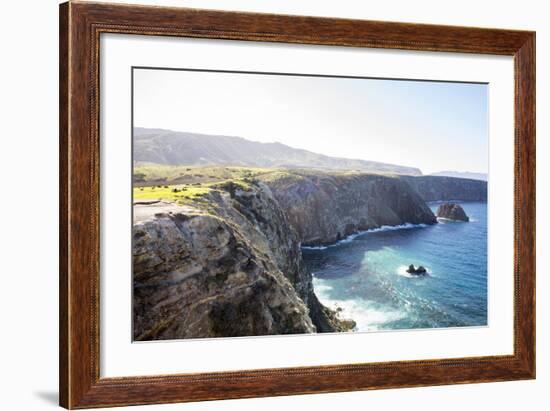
(307, 201), (487, 332)
(301, 222), (430, 251)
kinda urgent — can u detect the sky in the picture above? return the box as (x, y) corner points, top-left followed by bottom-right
(133, 68), (488, 174)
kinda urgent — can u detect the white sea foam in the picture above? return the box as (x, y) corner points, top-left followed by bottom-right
(311, 278), (333, 294)
(436, 217), (467, 223)
(302, 223), (428, 251)
(396, 265), (415, 278)
(437, 216), (476, 224)
(313, 277), (406, 331)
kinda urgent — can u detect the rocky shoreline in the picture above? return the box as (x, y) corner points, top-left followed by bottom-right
(133, 170), (487, 340)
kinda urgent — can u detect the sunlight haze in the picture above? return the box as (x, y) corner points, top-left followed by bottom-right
(134, 68), (488, 174)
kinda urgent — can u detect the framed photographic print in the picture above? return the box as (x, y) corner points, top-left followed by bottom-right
(59, 1), (535, 409)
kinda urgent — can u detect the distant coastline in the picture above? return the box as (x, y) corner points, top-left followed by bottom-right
(429, 170), (487, 181)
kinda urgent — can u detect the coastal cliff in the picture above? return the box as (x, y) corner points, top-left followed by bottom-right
(401, 175), (487, 202)
(133, 181), (351, 340)
(133, 168), (486, 340)
(262, 171), (437, 246)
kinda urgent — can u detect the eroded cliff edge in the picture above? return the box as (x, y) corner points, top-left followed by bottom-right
(133, 181), (351, 340)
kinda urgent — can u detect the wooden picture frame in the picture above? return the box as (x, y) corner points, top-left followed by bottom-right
(59, 1), (535, 408)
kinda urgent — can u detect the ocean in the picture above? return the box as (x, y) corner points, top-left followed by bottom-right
(303, 202), (488, 332)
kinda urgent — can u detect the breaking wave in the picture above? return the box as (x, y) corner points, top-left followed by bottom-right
(302, 223), (428, 250)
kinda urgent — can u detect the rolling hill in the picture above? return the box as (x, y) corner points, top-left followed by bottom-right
(133, 128), (422, 176)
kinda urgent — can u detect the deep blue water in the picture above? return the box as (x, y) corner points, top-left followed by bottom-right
(302, 202), (487, 331)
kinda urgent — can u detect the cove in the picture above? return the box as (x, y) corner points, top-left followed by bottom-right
(303, 202), (488, 332)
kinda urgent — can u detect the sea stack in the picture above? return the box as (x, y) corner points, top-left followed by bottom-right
(436, 203), (469, 222)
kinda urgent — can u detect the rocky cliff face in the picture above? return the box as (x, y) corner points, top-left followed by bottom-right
(133, 181), (350, 341)
(436, 203), (470, 222)
(262, 172), (437, 246)
(401, 176), (487, 202)
(133, 169), (485, 340)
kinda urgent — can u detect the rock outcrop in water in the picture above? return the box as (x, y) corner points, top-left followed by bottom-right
(262, 171), (437, 246)
(436, 203), (470, 222)
(133, 181), (353, 341)
(401, 175), (487, 202)
(407, 265), (427, 275)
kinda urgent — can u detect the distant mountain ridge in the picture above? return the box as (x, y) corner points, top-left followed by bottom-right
(133, 128), (422, 176)
(429, 170), (487, 181)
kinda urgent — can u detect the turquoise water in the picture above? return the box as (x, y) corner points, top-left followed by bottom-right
(303, 202), (487, 331)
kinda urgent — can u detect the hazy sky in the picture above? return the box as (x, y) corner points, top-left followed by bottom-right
(133, 68), (488, 174)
